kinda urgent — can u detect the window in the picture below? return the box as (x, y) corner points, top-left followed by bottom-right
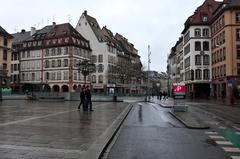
(184, 44), (190, 55)
(236, 29), (240, 40)
(3, 49), (7, 60)
(195, 41), (201, 51)
(31, 73), (35, 81)
(223, 47), (226, 60)
(184, 57), (190, 68)
(203, 55), (210, 65)
(57, 59), (61, 67)
(91, 55), (97, 63)
(238, 63), (240, 75)
(74, 71), (77, 80)
(27, 51), (30, 58)
(3, 38), (7, 46)
(236, 12), (240, 23)
(57, 72), (61, 80)
(64, 47), (68, 55)
(203, 69), (210, 80)
(202, 28), (209, 37)
(202, 15), (208, 22)
(195, 69), (202, 80)
(45, 72), (50, 80)
(63, 59), (68, 67)
(195, 55), (201, 65)
(184, 31), (190, 44)
(203, 41), (209, 51)
(63, 71), (68, 80)
(98, 54), (103, 62)
(98, 64), (104, 73)
(52, 60), (55, 68)
(57, 47), (61, 55)
(51, 48), (56, 56)
(92, 75), (96, 83)
(45, 49), (49, 56)
(98, 75), (103, 83)
(237, 45), (240, 59)
(194, 28), (201, 37)
(45, 60), (49, 68)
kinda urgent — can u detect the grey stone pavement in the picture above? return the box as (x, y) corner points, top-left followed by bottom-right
(0, 100), (133, 159)
(152, 97), (240, 129)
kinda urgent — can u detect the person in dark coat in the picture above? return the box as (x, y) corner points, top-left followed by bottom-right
(78, 87), (86, 110)
(159, 91), (162, 100)
(85, 86), (93, 111)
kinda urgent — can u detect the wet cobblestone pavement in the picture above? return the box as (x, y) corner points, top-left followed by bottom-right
(0, 100), (129, 159)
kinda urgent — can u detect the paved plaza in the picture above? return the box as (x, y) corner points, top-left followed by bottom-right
(0, 100), (131, 159)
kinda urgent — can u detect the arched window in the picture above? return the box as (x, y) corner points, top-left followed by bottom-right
(203, 69), (210, 80)
(195, 69), (202, 80)
(98, 64), (104, 73)
(92, 75), (96, 83)
(98, 75), (103, 83)
(203, 41), (209, 51)
(195, 41), (201, 51)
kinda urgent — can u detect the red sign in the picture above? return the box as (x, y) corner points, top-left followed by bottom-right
(173, 83), (186, 94)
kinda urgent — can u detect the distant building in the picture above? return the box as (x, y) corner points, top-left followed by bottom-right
(76, 11), (142, 95)
(16, 22), (91, 92)
(11, 29), (31, 92)
(0, 26), (13, 88)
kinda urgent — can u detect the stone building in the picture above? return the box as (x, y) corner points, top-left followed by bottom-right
(18, 22), (91, 92)
(0, 26), (13, 88)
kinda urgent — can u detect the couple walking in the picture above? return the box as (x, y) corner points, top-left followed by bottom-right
(78, 86), (93, 111)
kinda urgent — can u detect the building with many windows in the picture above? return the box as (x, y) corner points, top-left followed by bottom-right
(0, 26), (13, 88)
(18, 22), (91, 92)
(76, 11), (142, 94)
(181, 0), (220, 98)
(211, 0), (240, 101)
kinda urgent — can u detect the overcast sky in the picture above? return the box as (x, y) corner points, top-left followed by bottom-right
(1, 0), (211, 72)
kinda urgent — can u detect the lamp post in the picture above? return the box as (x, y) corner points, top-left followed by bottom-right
(77, 60), (96, 87)
(147, 45), (151, 102)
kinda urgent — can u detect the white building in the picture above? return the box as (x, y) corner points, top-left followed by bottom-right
(76, 11), (119, 93)
(181, 0), (219, 98)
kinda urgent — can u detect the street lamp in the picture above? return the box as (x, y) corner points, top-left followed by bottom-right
(77, 60), (96, 87)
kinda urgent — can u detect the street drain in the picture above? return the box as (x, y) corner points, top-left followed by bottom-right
(205, 138), (218, 146)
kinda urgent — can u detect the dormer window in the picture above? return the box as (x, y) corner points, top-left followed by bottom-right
(202, 15), (208, 22)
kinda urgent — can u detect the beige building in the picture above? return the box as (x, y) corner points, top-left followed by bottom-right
(211, 0), (240, 101)
(0, 26), (13, 87)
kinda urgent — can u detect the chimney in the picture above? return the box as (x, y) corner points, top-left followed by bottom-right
(30, 27), (36, 36)
(21, 29), (26, 33)
(84, 10), (87, 15)
(52, 22), (56, 28)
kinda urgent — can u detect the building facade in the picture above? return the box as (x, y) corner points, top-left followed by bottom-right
(19, 23), (92, 92)
(181, 0), (220, 98)
(211, 0), (240, 101)
(0, 26), (13, 88)
(76, 11), (142, 95)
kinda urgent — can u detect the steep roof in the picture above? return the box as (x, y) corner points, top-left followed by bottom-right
(102, 26), (123, 51)
(0, 26), (13, 39)
(12, 30), (31, 45)
(83, 11), (106, 42)
(182, 0), (220, 34)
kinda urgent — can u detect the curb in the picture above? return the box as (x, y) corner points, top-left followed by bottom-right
(80, 104), (133, 159)
(169, 111), (210, 129)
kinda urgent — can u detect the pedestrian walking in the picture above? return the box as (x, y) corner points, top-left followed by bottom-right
(163, 91), (167, 100)
(78, 87), (86, 110)
(159, 91), (162, 100)
(85, 86), (93, 111)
